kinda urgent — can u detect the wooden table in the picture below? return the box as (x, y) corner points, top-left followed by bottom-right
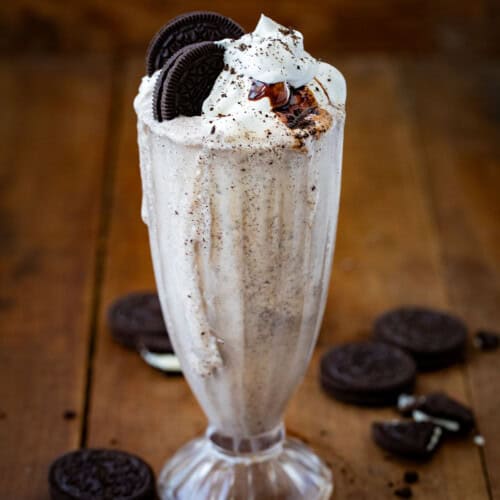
(1, 54), (498, 499)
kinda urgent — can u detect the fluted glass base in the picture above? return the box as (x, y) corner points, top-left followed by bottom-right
(157, 424), (333, 499)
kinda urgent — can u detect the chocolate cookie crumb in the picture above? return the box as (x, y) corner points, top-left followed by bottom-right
(474, 435), (485, 446)
(404, 471), (419, 484)
(474, 330), (499, 351)
(63, 410), (77, 420)
(395, 486), (413, 498)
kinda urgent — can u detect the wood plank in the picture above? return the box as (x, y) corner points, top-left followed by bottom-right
(88, 55), (491, 498)
(1, 0), (498, 55)
(403, 59), (500, 499)
(0, 56), (111, 498)
(288, 57), (489, 499)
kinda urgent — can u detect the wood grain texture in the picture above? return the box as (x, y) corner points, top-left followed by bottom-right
(0, 0), (498, 55)
(403, 59), (500, 499)
(0, 56), (111, 498)
(1, 53), (496, 498)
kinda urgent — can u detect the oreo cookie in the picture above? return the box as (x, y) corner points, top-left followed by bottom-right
(154, 41), (225, 121)
(138, 331), (174, 354)
(49, 449), (155, 500)
(320, 342), (416, 406)
(152, 46), (189, 121)
(139, 348), (182, 375)
(107, 292), (173, 353)
(146, 11), (244, 76)
(397, 392), (475, 435)
(374, 307), (467, 371)
(394, 486), (413, 498)
(372, 421), (443, 460)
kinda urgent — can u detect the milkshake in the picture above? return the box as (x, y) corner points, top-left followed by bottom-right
(135, 13), (345, 499)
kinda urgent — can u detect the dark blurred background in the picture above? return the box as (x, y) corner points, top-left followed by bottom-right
(1, 0), (499, 56)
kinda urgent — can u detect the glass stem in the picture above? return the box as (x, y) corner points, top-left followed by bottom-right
(206, 422), (285, 461)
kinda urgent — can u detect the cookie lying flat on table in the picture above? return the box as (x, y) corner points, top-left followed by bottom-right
(374, 306), (467, 371)
(49, 449), (156, 500)
(397, 392), (475, 435)
(320, 342), (416, 406)
(107, 291), (173, 353)
(372, 421), (443, 460)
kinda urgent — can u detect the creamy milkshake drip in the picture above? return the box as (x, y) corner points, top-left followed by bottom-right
(135, 14), (346, 436)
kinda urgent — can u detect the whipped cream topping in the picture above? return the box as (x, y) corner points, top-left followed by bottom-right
(134, 14), (346, 147)
(202, 15), (345, 136)
(217, 14), (318, 87)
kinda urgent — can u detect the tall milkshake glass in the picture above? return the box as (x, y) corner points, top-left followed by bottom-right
(135, 14), (346, 499)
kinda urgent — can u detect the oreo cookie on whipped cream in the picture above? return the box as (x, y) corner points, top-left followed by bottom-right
(146, 11), (244, 76)
(138, 10), (347, 148)
(154, 41), (226, 121)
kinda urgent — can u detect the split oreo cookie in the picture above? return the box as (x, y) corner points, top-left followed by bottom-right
(320, 342), (416, 406)
(372, 421), (443, 460)
(107, 291), (173, 353)
(153, 41), (225, 121)
(49, 449), (156, 500)
(398, 392), (475, 435)
(374, 307), (468, 371)
(146, 11), (244, 76)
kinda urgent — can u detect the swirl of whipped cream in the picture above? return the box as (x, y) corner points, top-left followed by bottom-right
(218, 14), (318, 87)
(201, 15), (345, 133)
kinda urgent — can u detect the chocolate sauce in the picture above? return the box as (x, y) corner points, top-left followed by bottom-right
(248, 79), (291, 110)
(248, 79), (321, 130)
